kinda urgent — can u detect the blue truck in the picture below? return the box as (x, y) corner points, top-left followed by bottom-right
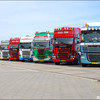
(81, 23), (100, 67)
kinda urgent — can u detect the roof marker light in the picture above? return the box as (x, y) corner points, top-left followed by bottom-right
(95, 27), (98, 30)
(92, 27), (94, 30)
(55, 28), (58, 30)
(88, 27), (91, 30)
(69, 27), (72, 29)
(85, 24), (89, 27)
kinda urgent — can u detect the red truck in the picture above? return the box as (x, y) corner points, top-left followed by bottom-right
(9, 38), (20, 60)
(52, 27), (81, 65)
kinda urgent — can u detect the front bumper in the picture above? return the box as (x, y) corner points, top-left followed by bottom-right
(0, 57), (9, 60)
(81, 53), (100, 64)
(52, 58), (75, 63)
(33, 56), (52, 62)
(19, 57), (33, 61)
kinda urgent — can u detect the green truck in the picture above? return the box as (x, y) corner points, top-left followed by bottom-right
(33, 32), (54, 62)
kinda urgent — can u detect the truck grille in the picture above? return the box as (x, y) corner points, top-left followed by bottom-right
(22, 51), (30, 58)
(38, 49), (45, 55)
(3, 52), (8, 58)
(37, 56), (45, 59)
(58, 53), (69, 60)
(56, 47), (70, 60)
(12, 51), (19, 58)
(87, 53), (100, 62)
(12, 53), (19, 58)
(83, 46), (100, 52)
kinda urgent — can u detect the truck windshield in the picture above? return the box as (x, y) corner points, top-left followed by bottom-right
(1, 45), (8, 50)
(82, 31), (100, 42)
(9, 45), (18, 50)
(19, 43), (31, 49)
(33, 41), (49, 47)
(54, 38), (73, 44)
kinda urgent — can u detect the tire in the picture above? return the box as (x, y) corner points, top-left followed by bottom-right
(55, 62), (60, 65)
(82, 64), (87, 67)
(34, 61), (38, 63)
(9, 59), (13, 61)
(75, 54), (80, 65)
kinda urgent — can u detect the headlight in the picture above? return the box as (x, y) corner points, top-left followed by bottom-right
(70, 56), (74, 58)
(53, 56), (56, 58)
(81, 56), (85, 58)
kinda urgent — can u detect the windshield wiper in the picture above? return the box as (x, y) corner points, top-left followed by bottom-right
(39, 45), (45, 47)
(60, 42), (66, 44)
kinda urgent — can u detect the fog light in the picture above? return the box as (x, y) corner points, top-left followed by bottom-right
(70, 56), (74, 58)
(81, 56), (85, 58)
(53, 56), (56, 58)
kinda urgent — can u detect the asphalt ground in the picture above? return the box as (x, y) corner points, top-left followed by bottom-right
(0, 60), (100, 99)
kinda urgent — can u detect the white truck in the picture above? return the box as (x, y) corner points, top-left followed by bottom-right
(19, 35), (34, 61)
(0, 40), (9, 60)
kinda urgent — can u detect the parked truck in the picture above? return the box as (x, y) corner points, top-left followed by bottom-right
(19, 35), (34, 61)
(0, 40), (9, 60)
(81, 23), (100, 67)
(33, 32), (53, 62)
(53, 27), (81, 65)
(9, 38), (20, 60)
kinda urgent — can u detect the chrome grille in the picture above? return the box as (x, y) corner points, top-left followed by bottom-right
(87, 53), (100, 62)
(22, 51), (30, 58)
(83, 46), (100, 52)
(3, 52), (8, 58)
(56, 47), (70, 60)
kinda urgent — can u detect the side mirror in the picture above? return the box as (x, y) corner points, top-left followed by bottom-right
(77, 41), (79, 44)
(51, 38), (53, 44)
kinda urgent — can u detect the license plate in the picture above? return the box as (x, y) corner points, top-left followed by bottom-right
(25, 59), (28, 60)
(92, 62), (99, 64)
(61, 60), (66, 62)
(14, 58), (16, 59)
(4, 58), (7, 59)
(40, 60), (44, 62)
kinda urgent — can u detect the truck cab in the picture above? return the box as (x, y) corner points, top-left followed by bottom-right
(53, 27), (81, 65)
(33, 32), (53, 62)
(19, 35), (34, 61)
(9, 38), (20, 60)
(0, 40), (9, 60)
(81, 23), (100, 67)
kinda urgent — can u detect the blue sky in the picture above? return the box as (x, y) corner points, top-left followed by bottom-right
(0, 1), (100, 41)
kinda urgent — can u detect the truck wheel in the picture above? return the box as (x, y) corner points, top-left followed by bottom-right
(9, 59), (13, 61)
(82, 64), (87, 67)
(75, 54), (80, 65)
(55, 62), (60, 65)
(34, 61), (38, 63)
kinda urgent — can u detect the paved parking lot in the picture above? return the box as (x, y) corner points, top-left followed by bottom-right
(0, 60), (100, 99)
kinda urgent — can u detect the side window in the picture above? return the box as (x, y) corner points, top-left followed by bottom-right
(50, 40), (53, 48)
(75, 33), (79, 44)
(77, 34), (79, 39)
